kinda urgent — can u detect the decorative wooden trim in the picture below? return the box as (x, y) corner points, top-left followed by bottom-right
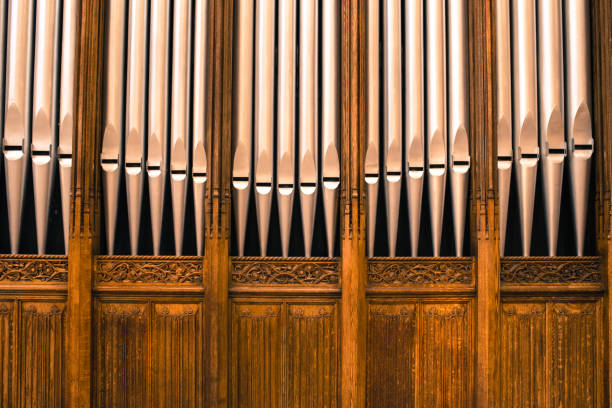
(231, 257), (340, 286)
(501, 257), (601, 284)
(368, 257), (473, 287)
(95, 256), (203, 285)
(0, 255), (68, 283)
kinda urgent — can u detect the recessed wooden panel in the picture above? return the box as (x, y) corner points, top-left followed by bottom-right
(550, 302), (600, 407)
(0, 302), (14, 407)
(366, 303), (417, 408)
(94, 302), (147, 408)
(151, 303), (203, 408)
(287, 304), (338, 407)
(501, 303), (546, 407)
(231, 303), (283, 408)
(19, 303), (65, 407)
(421, 303), (473, 407)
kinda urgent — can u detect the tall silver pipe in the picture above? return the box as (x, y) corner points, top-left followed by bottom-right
(448, 0), (470, 256)
(404, 0), (424, 257)
(124, 0), (148, 255)
(3, 0), (35, 254)
(31, 0), (61, 254)
(277, 0), (296, 257)
(170, 0), (192, 255)
(101, 0), (127, 255)
(426, 0), (447, 257)
(232, 0), (254, 257)
(538, 0), (566, 256)
(564, 0), (593, 256)
(148, 0), (170, 256)
(496, 0), (512, 256)
(321, 0), (340, 258)
(512, 0), (539, 256)
(193, 0), (209, 256)
(59, 0), (78, 253)
(254, 0), (275, 256)
(383, 0), (402, 257)
(299, 0), (318, 257)
(365, 0), (379, 257)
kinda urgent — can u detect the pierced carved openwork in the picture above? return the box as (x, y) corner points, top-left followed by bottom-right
(500, 256), (601, 284)
(231, 257), (340, 286)
(0, 255), (68, 282)
(95, 256), (203, 284)
(367, 257), (473, 286)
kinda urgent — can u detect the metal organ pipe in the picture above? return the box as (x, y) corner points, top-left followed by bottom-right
(383, 0), (402, 257)
(254, 0), (275, 256)
(148, 0), (170, 256)
(512, 0), (539, 256)
(299, 0), (318, 257)
(170, 0), (192, 256)
(496, 0), (513, 256)
(59, 0), (78, 253)
(193, 0), (209, 256)
(124, 0), (148, 255)
(538, 0), (566, 256)
(232, 0), (254, 257)
(404, 0), (425, 257)
(277, 0), (296, 257)
(365, 0), (380, 258)
(101, 0), (127, 255)
(426, 0), (447, 257)
(4, 0), (35, 254)
(32, 0), (61, 254)
(564, 0), (593, 256)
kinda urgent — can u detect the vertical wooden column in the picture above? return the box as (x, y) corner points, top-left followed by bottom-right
(470, 1), (500, 407)
(340, 0), (366, 406)
(205, 0), (233, 406)
(66, 0), (104, 407)
(592, 0), (612, 403)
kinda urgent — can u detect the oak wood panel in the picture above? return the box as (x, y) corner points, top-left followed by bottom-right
(151, 303), (203, 408)
(94, 302), (148, 408)
(0, 302), (13, 407)
(366, 304), (417, 408)
(501, 303), (546, 407)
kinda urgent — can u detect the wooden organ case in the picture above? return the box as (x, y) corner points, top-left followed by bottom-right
(0, 0), (609, 407)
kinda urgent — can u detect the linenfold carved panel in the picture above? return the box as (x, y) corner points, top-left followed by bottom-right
(500, 256), (601, 284)
(0, 302), (13, 406)
(231, 257), (340, 286)
(0, 255), (68, 282)
(368, 257), (473, 286)
(95, 256), (203, 284)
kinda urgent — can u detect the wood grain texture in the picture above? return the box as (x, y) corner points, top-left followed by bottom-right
(0, 256), (68, 283)
(151, 304), (203, 408)
(94, 303), (147, 408)
(0, 302), (13, 407)
(501, 303), (546, 407)
(19, 303), (66, 407)
(366, 304), (417, 408)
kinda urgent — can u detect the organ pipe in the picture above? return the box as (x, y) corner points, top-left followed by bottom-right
(31, 0), (61, 254)
(193, 0), (209, 256)
(170, 0), (192, 255)
(232, 0), (254, 257)
(4, 0), (35, 254)
(564, 0), (593, 256)
(277, 0), (296, 257)
(101, 0), (127, 255)
(512, 0), (539, 256)
(426, 0), (447, 257)
(147, 0), (170, 256)
(254, 0), (275, 256)
(538, 0), (566, 256)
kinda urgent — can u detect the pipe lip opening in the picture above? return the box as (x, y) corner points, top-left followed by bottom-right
(278, 185), (294, 196)
(300, 183), (317, 195)
(365, 173), (379, 184)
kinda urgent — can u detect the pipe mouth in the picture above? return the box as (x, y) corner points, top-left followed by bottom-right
(193, 172), (207, 183)
(232, 176), (249, 190)
(255, 182), (272, 195)
(386, 171), (401, 183)
(497, 155), (512, 170)
(323, 176), (340, 190)
(451, 159), (470, 174)
(428, 163), (445, 176)
(147, 164), (162, 177)
(278, 183), (294, 195)
(407, 166), (424, 178)
(171, 169), (187, 181)
(571, 142), (594, 159)
(300, 182), (317, 195)
(101, 157), (119, 172)
(32, 150), (52, 165)
(519, 153), (538, 167)
(365, 173), (379, 184)
(125, 162), (143, 175)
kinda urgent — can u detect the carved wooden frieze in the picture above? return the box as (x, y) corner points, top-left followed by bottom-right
(0, 255), (68, 282)
(231, 257), (340, 286)
(367, 257), (473, 286)
(500, 256), (601, 284)
(95, 256), (203, 284)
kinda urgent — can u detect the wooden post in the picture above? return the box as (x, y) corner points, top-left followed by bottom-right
(205, 0), (233, 406)
(66, 0), (104, 406)
(470, 1), (501, 406)
(340, 0), (367, 406)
